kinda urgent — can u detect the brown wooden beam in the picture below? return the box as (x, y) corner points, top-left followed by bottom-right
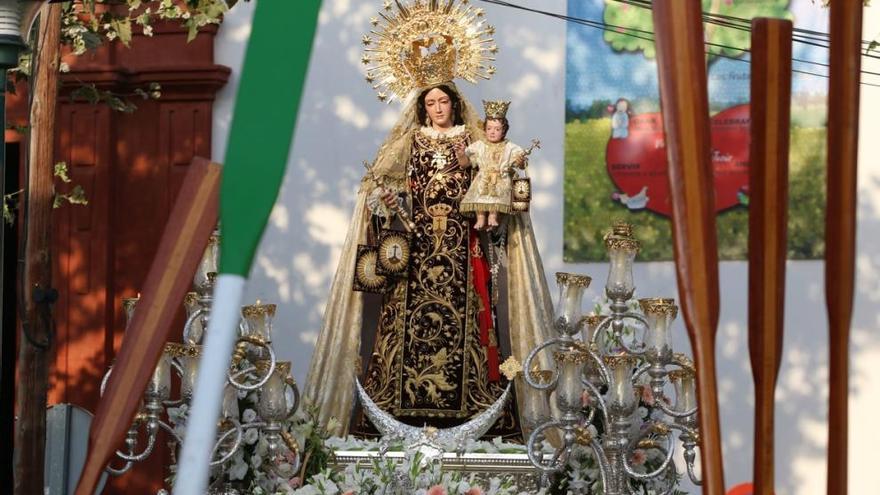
(75, 157), (220, 495)
(825, 2), (862, 494)
(748, 17), (792, 495)
(650, 1), (725, 492)
(13, 5), (62, 494)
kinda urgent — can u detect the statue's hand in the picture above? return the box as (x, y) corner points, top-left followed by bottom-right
(454, 141), (469, 167)
(381, 189), (398, 208)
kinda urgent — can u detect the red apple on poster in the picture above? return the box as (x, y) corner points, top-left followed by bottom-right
(605, 104), (751, 216)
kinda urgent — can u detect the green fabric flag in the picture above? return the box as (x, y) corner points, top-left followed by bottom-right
(220, 0), (322, 276)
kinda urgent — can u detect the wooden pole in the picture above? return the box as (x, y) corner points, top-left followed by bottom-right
(748, 18), (792, 495)
(75, 157), (221, 495)
(825, 2), (862, 494)
(650, 1), (725, 493)
(13, 4), (62, 495)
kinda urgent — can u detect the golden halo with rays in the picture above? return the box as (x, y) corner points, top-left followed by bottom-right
(362, 0), (498, 102)
(355, 248), (386, 291)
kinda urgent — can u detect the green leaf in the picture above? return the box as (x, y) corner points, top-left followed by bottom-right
(54, 162), (71, 183)
(67, 185), (89, 205)
(82, 31), (104, 51)
(111, 18), (133, 46)
(3, 199), (14, 226)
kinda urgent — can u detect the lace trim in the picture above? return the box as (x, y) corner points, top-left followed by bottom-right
(419, 125), (466, 139)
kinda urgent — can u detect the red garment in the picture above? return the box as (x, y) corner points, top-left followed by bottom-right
(470, 231), (500, 382)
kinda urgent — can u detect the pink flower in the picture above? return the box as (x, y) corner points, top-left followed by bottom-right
(630, 449), (647, 466)
(465, 488), (484, 495)
(581, 390), (592, 408)
(638, 385), (655, 406)
(342, 491), (355, 495)
(289, 477), (302, 488)
(427, 485), (447, 495)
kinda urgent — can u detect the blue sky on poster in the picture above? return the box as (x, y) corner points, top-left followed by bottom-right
(566, 0), (830, 111)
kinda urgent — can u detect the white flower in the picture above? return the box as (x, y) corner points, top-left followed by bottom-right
(228, 456), (248, 480)
(107, 31), (118, 41)
(59, 62), (70, 73)
(143, 25), (153, 37)
(325, 417), (341, 436)
(243, 427), (259, 445)
(243, 408), (258, 423)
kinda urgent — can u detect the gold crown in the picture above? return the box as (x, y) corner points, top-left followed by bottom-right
(483, 100), (510, 119)
(363, 0), (498, 102)
(403, 34), (457, 88)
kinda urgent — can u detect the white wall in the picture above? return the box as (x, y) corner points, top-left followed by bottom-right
(211, 1), (880, 494)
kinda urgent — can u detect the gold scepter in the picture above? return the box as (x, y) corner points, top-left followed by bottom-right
(362, 160), (416, 233)
(506, 138), (541, 176)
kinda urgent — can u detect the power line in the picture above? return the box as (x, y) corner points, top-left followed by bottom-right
(615, 0), (877, 48)
(477, 0), (880, 86)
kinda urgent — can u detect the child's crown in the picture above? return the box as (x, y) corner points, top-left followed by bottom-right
(483, 100), (511, 119)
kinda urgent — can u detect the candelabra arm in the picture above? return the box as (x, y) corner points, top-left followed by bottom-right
(114, 420), (159, 462)
(522, 338), (564, 390)
(526, 420), (566, 472)
(285, 376), (301, 413)
(685, 458), (702, 486)
(100, 367), (113, 396)
(669, 423), (702, 486)
(228, 343), (276, 391)
(620, 424), (675, 480)
(590, 437), (613, 495)
(182, 307), (208, 344)
(632, 363), (650, 382)
(105, 459), (134, 476)
(157, 419), (184, 445)
(209, 419), (246, 467)
(654, 393), (697, 419)
(583, 342), (612, 387)
(610, 312), (649, 356)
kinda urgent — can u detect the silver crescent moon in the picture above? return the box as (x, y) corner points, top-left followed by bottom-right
(355, 378), (512, 447)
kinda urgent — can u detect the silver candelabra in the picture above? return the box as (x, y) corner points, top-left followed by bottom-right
(98, 231), (301, 491)
(520, 222), (702, 494)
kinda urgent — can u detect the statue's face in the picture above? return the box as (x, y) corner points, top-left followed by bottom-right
(424, 88), (453, 129)
(485, 119), (505, 143)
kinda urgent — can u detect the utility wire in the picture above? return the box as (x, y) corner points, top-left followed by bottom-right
(477, 0), (880, 86)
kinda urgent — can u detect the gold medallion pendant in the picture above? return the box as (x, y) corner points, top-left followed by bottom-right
(376, 230), (412, 277)
(354, 245), (387, 293)
(511, 177), (531, 212)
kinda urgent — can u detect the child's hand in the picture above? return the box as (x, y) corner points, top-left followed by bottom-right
(454, 141), (469, 167)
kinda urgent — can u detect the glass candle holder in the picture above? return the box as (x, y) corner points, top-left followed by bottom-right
(257, 361), (291, 422)
(554, 273), (592, 336)
(194, 230), (220, 294)
(521, 370), (554, 432)
(603, 222), (640, 301)
(554, 349), (589, 413)
(670, 368), (697, 415)
(145, 353), (171, 402)
(638, 298), (677, 362)
(241, 301), (276, 360)
(166, 343), (202, 401)
(122, 296), (139, 330)
(604, 354), (638, 415)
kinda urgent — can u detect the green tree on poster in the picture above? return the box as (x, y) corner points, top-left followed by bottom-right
(602, 0), (791, 61)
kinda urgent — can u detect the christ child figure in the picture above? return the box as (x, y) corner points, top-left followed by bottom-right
(457, 100), (526, 230)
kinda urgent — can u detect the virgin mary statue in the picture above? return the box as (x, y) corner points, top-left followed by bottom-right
(304, 0), (555, 439)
